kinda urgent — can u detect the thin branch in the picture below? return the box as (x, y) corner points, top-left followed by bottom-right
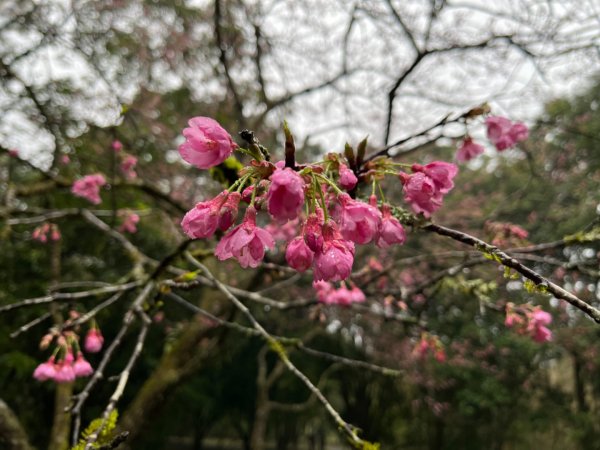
(184, 256), (373, 447)
(0, 281), (142, 313)
(424, 222), (600, 323)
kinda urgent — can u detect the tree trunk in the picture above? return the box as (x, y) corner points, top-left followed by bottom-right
(0, 399), (34, 450)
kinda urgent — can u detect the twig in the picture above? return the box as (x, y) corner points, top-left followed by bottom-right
(83, 313), (150, 450)
(0, 281), (142, 313)
(424, 222), (600, 323)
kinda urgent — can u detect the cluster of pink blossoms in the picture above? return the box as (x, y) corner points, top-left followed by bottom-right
(455, 115), (529, 163)
(505, 303), (552, 343)
(33, 324), (103, 383)
(32, 222), (61, 242)
(313, 280), (366, 306)
(178, 117), (460, 288)
(71, 173), (106, 205)
(118, 210), (140, 234)
(413, 333), (446, 363)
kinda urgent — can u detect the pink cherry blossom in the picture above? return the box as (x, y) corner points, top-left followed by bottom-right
(84, 328), (104, 353)
(120, 155), (138, 180)
(60, 154), (70, 164)
(338, 193), (382, 245)
(399, 172), (442, 217)
(456, 138), (484, 163)
(267, 168), (305, 221)
(215, 207), (275, 268)
(54, 361), (76, 383)
(112, 140), (123, 152)
(180, 191), (228, 239)
(338, 164), (358, 190)
(178, 117), (237, 169)
(33, 358), (57, 381)
(328, 285), (366, 306)
(285, 237), (314, 272)
(377, 205), (406, 248)
(119, 211), (140, 234)
(73, 354), (93, 377)
(509, 122), (529, 143)
(486, 116), (528, 151)
(411, 162), (458, 195)
(71, 174), (106, 205)
(313, 221), (355, 282)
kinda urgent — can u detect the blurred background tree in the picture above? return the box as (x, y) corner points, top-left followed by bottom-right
(1, 1), (600, 449)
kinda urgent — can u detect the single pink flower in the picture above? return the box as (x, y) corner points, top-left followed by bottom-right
(50, 225), (61, 241)
(54, 361), (76, 383)
(456, 138), (484, 163)
(71, 174), (106, 205)
(33, 358), (57, 381)
(267, 168), (305, 221)
(120, 155), (138, 180)
(180, 191), (228, 239)
(411, 162), (458, 195)
(338, 193), (382, 245)
(313, 221), (355, 282)
(215, 207), (275, 268)
(119, 211), (140, 234)
(509, 122), (529, 143)
(531, 325), (551, 343)
(112, 140), (123, 152)
(178, 117), (237, 169)
(8, 149), (19, 158)
(60, 154), (70, 164)
(84, 329), (104, 353)
(399, 172), (443, 217)
(73, 354), (93, 377)
(338, 164), (358, 190)
(530, 309), (552, 327)
(377, 205), (406, 248)
(285, 237), (314, 272)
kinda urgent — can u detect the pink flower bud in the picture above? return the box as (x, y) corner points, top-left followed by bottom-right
(181, 192), (228, 239)
(215, 207), (275, 268)
(178, 117), (237, 169)
(338, 164), (357, 190)
(33, 358), (57, 381)
(377, 205), (406, 248)
(73, 354), (93, 377)
(267, 168), (305, 221)
(285, 237), (314, 272)
(54, 362), (76, 383)
(112, 140), (123, 152)
(84, 329), (104, 353)
(313, 222), (355, 282)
